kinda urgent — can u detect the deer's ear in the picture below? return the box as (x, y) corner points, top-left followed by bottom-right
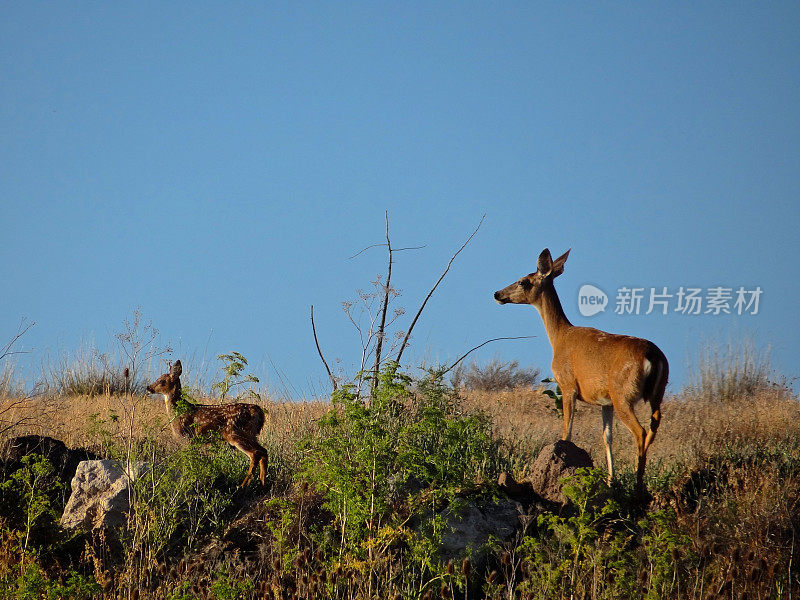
(551, 248), (571, 278)
(171, 360), (182, 377)
(537, 249), (553, 276)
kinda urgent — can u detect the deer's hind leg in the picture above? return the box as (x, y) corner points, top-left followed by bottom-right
(258, 452), (268, 485)
(601, 405), (615, 484)
(224, 433), (262, 487)
(611, 395), (648, 495)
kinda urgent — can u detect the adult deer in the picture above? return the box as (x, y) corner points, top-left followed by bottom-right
(146, 360), (269, 487)
(494, 249), (668, 496)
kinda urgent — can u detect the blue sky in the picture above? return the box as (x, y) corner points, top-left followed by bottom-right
(2, 3), (798, 397)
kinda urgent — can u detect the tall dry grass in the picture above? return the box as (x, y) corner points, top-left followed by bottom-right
(2, 374), (796, 488)
(462, 381), (799, 483)
(0, 390), (328, 463)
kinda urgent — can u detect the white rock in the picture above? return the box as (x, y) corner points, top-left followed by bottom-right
(60, 459), (149, 530)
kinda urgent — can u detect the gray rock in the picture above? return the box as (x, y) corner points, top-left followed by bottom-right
(2, 435), (98, 488)
(438, 500), (522, 565)
(60, 460), (149, 531)
(527, 440), (593, 504)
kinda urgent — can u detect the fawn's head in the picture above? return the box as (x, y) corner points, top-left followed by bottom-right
(146, 360), (182, 397)
(494, 248), (570, 306)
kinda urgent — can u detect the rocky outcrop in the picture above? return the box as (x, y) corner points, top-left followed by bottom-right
(437, 499), (523, 565)
(526, 440), (593, 504)
(2, 435), (98, 488)
(60, 460), (149, 531)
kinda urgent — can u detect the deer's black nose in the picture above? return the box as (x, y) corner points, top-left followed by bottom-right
(494, 291), (501, 300)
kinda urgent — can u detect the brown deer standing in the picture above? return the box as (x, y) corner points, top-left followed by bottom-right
(146, 360), (269, 487)
(494, 249), (668, 496)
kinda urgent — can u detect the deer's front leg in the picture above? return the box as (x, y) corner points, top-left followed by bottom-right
(560, 385), (577, 441)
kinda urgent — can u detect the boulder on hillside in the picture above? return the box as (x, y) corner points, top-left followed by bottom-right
(526, 440), (593, 504)
(60, 459), (149, 531)
(437, 499), (523, 567)
(2, 435), (98, 488)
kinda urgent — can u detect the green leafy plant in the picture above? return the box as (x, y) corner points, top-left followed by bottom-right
(211, 352), (259, 400)
(639, 508), (694, 600)
(513, 468), (623, 599)
(166, 581), (198, 600)
(0, 455), (63, 561)
(127, 435), (244, 568)
(541, 377), (563, 415)
(301, 362), (504, 586)
(210, 570), (254, 600)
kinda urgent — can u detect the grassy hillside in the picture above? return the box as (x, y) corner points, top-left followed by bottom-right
(0, 358), (797, 599)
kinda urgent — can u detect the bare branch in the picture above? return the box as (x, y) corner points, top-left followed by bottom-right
(348, 243), (386, 260)
(0, 318), (35, 362)
(311, 305), (337, 392)
(372, 211), (393, 395)
(396, 214), (485, 366)
(348, 243), (427, 260)
(440, 336), (537, 376)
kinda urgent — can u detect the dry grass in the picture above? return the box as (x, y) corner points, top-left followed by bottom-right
(462, 383), (800, 482)
(2, 382), (796, 494)
(2, 383), (796, 482)
(0, 391), (328, 460)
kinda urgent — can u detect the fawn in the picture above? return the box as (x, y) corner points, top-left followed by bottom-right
(146, 360), (269, 487)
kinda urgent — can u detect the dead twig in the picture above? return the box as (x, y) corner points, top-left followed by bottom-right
(311, 305), (337, 392)
(1, 318), (35, 361)
(348, 244), (426, 260)
(396, 214), (485, 366)
(440, 336), (537, 376)
(371, 212), (393, 396)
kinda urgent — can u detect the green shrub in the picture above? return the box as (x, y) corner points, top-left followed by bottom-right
(300, 363), (504, 564)
(0, 455), (64, 558)
(0, 546), (101, 600)
(128, 436), (244, 561)
(209, 570), (254, 600)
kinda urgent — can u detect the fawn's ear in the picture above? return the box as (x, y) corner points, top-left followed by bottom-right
(171, 360), (182, 377)
(551, 248), (571, 278)
(537, 248), (553, 276)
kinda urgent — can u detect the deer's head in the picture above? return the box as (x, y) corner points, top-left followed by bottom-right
(494, 248), (570, 306)
(146, 360), (182, 397)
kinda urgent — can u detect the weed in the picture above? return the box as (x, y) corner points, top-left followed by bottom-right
(0, 455), (63, 561)
(452, 358), (541, 392)
(300, 362), (505, 596)
(540, 377), (563, 415)
(686, 336), (774, 402)
(211, 352), (259, 400)
(209, 570), (253, 600)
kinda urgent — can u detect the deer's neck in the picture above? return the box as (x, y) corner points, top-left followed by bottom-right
(535, 282), (572, 346)
(165, 386), (184, 415)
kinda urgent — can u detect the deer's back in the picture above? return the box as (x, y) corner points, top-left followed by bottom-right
(553, 327), (667, 403)
(177, 402), (265, 439)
